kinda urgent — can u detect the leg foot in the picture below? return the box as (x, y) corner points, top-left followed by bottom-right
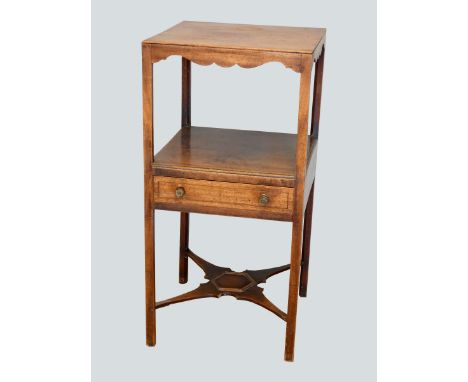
(284, 220), (303, 361)
(145, 208), (156, 346)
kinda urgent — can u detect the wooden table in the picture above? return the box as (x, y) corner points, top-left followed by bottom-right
(142, 21), (326, 361)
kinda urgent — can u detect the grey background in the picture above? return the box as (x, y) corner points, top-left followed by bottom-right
(92, 1), (375, 380)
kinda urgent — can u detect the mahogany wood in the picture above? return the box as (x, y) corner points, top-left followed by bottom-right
(300, 182), (315, 297)
(154, 176), (294, 221)
(303, 139), (317, 208)
(311, 46), (325, 139)
(143, 22), (326, 73)
(142, 21), (326, 362)
(298, 46), (324, 297)
(284, 59), (312, 361)
(181, 57), (191, 127)
(179, 58), (191, 284)
(146, 21), (326, 54)
(156, 250), (290, 321)
(303, 138), (319, 209)
(148, 44), (307, 73)
(179, 212), (189, 283)
(142, 44), (156, 346)
(153, 126), (307, 188)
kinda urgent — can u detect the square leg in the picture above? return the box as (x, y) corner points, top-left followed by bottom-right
(284, 220), (304, 361)
(179, 212), (189, 283)
(145, 208), (156, 346)
(300, 182), (315, 297)
(143, 44), (156, 346)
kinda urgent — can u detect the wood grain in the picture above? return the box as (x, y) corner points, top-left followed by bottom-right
(142, 21), (326, 362)
(311, 46), (325, 139)
(179, 57), (191, 284)
(156, 250), (290, 321)
(143, 22), (325, 73)
(303, 138), (319, 210)
(149, 43), (307, 73)
(300, 182), (314, 297)
(154, 176), (294, 221)
(145, 21), (325, 54)
(153, 126), (306, 187)
(142, 44), (156, 346)
(285, 56), (313, 362)
(181, 57), (191, 127)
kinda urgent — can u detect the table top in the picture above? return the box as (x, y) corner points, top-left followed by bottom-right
(144, 21), (326, 54)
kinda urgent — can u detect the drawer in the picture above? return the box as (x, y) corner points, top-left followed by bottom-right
(153, 176), (294, 221)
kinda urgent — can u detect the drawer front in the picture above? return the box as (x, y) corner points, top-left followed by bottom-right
(153, 176), (294, 221)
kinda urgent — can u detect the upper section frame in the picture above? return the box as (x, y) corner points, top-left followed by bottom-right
(142, 21), (326, 73)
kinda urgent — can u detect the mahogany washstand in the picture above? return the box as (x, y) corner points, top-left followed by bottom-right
(142, 21), (326, 361)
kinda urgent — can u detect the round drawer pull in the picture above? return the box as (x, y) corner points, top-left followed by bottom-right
(259, 193), (269, 205)
(175, 186), (185, 198)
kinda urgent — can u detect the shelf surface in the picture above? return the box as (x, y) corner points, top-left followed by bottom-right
(153, 126), (310, 187)
(144, 21), (326, 55)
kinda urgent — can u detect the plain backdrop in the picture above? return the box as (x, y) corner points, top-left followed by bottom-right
(3, 1), (468, 382)
(92, 1), (375, 381)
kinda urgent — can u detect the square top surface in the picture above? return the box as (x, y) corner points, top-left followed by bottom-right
(144, 21), (326, 54)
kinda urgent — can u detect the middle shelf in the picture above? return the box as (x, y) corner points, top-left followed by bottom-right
(153, 126), (316, 187)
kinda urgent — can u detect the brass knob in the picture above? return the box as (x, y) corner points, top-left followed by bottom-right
(175, 186), (185, 198)
(259, 193), (269, 205)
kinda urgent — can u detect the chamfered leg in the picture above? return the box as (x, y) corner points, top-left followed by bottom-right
(284, 57), (313, 361)
(144, 209), (156, 346)
(284, 220), (305, 361)
(179, 212), (189, 283)
(179, 57), (191, 284)
(143, 44), (156, 346)
(300, 182), (315, 297)
(298, 45), (324, 299)
(181, 57), (191, 127)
